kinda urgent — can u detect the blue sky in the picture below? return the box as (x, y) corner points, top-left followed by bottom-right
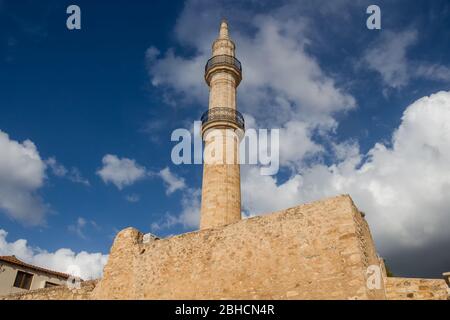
(1, 0), (450, 279)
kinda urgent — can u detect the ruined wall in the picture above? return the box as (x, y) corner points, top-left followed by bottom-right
(92, 195), (386, 300)
(0, 280), (97, 300)
(385, 277), (448, 300)
(2, 194), (447, 300)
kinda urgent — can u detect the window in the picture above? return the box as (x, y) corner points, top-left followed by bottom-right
(44, 281), (59, 288)
(13, 271), (33, 290)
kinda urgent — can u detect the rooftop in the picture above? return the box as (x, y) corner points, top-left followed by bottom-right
(0, 255), (70, 279)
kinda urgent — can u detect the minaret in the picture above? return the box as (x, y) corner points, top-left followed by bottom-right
(200, 20), (244, 229)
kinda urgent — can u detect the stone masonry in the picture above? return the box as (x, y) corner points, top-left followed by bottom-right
(2, 195), (448, 300)
(200, 20), (243, 229)
(91, 195), (386, 299)
(385, 278), (449, 300)
(0, 280), (97, 300)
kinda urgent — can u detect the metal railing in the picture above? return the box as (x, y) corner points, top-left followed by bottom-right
(201, 107), (245, 131)
(205, 55), (242, 74)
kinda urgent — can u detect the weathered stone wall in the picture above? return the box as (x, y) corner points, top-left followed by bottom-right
(2, 194), (447, 300)
(0, 280), (97, 300)
(92, 195), (386, 300)
(385, 277), (449, 300)
(351, 205), (386, 300)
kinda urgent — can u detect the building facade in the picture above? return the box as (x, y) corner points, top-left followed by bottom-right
(0, 255), (69, 296)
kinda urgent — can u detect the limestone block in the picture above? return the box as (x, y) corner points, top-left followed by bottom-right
(91, 195), (387, 300)
(385, 277), (449, 300)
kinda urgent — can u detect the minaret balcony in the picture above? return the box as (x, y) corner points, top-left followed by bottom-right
(200, 107), (245, 138)
(205, 55), (242, 86)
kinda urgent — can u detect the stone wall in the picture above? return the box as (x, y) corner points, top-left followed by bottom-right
(385, 277), (449, 300)
(92, 195), (386, 300)
(2, 194), (447, 300)
(0, 280), (97, 300)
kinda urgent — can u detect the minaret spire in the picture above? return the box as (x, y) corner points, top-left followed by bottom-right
(219, 19), (229, 39)
(210, 19), (236, 59)
(200, 21), (244, 229)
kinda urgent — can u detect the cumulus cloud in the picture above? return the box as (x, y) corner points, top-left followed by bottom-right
(278, 121), (323, 168)
(0, 130), (47, 225)
(96, 157), (188, 196)
(242, 91), (450, 255)
(97, 154), (147, 190)
(146, 0), (356, 170)
(147, 8), (355, 122)
(159, 167), (186, 195)
(0, 229), (108, 280)
(236, 16), (355, 124)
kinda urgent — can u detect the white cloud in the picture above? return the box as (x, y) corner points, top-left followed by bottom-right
(46, 157), (67, 177)
(0, 130), (47, 225)
(415, 63), (450, 82)
(66, 167), (90, 186)
(68, 217), (99, 239)
(159, 167), (186, 195)
(279, 121), (323, 168)
(146, 47), (207, 106)
(148, 12), (355, 124)
(46, 157), (90, 186)
(178, 188), (201, 228)
(151, 168), (198, 231)
(242, 91), (450, 253)
(364, 30), (417, 89)
(0, 229), (108, 280)
(146, 0), (356, 169)
(68, 217), (87, 239)
(364, 30), (450, 88)
(97, 154), (147, 190)
(236, 16), (355, 125)
(151, 188), (201, 232)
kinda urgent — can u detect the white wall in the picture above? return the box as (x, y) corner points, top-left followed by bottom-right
(0, 262), (67, 296)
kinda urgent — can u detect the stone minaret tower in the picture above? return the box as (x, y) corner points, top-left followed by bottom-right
(200, 20), (244, 229)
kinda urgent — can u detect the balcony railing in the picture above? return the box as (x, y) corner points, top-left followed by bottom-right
(201, 107), (245, 131)
(205, 55), (242, 75)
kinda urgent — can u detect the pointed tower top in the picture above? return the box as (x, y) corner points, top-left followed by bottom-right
(211, 19), (236, 57)
(219, 19), (229, 39)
